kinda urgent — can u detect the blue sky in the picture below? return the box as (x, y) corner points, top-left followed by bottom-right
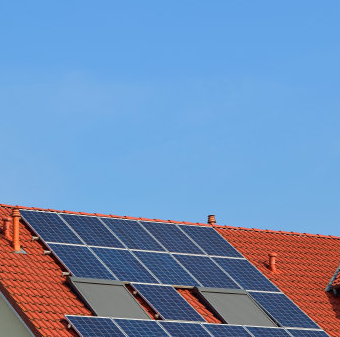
(1, 1), (340, 235)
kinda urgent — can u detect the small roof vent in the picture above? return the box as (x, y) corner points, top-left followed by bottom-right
(207, 215), (216, 225)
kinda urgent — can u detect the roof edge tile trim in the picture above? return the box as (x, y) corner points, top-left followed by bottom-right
(1, 203), (338, 240)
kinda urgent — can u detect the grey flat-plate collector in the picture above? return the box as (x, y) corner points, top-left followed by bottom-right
(68, 277), (150, 319)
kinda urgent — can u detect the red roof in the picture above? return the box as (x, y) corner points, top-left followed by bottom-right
(0, 203), (340, 337)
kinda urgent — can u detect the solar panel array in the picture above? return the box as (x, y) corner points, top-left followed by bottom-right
(66, 317), (328, 337)
(21, 210), (328, 336)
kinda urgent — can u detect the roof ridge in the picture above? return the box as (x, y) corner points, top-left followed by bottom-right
(1, 202), (339, 240)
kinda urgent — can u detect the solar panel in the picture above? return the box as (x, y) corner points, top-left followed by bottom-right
(213, 257), (279, 291)
(180, 225), (242, 257)
(174, 254), (240, 289)
(60, 214), (124, 248)
(140, 222), (205, 254)
(160, 322), (211, 337)
(92, 248), (158, 283)
(246, 327), (291, 337)
(114, 319), (170, 337)
(288, 330), (329, 337)
(204, 324), (252, 337)
(134, 251), (200, 286)
(101, 218), (165, 251)
(66, 316), (124, 337)
(48, 244), (114, 279)
(250, 292), (319, 329)
(132, 284), (204, 322)
(21, 210), (82, 244)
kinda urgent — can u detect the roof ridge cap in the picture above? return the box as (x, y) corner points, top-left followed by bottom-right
(1, 203), (338, 240)
(219, 224), (340, 239)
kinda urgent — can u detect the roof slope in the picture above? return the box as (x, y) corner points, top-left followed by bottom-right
(217, 226), (340, 336)
(0, 204), (340, 336)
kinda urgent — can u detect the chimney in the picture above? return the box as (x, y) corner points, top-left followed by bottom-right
(12, 208), (21, 252)
(268, 252), (278, 273)
(3, 217), (11, 241)
(207, 214), (216, 226)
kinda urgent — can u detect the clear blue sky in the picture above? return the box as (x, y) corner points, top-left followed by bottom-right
(1, 1), (340, 235)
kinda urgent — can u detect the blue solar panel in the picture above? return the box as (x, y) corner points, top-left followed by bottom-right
(134, 251), (200, 286)
(21, 210), (82, 244)
(92, 248), (158, 283)
(48, 244), (114, 279)
(180, 225), (242, 257)
(204, 324), (252, 337)
(160, 322), (211, 337)
(246, 327), (291, 337)
(67, 316), (124, 337)
(250, 292), (319, 328)
(101, 218), (165, 251)
(288, 330), (329, 337)
(140, 222), (205, 254)
(213, 257), (279, 291)
(132, 284), (204, 322)
(60, 214), (124, 248)
(174, 254), (240, 289)
(114, 319), (169, 337)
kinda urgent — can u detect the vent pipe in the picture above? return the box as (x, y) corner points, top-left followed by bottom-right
(268, 252), (278, 273)
(12, 208), (21, 252)
(207, 215), (216, 226)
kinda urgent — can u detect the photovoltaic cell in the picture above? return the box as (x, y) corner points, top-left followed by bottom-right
(132, 284), (204, 322)
(250, 292), (319, 329)
(213, 257), (279, 291)
(246, 327), (291, 337)
(101, 218), (165, 251)
(134, 251), (200, 286)
(160, 322), (211, 337)
(288, 330), (329, 337)
(180, 225), (242, 257)
(140, 222), (205, 254)
(114, 319), (169, 337)
(174, 254), (240, 289)
(48, 244), (114, 279)
(92, 248), (158, 283)
(60, 214), (124, 248)
(21, 210), (82, 244)
(204, 324), (252, 337)
(67, 316), (124, 337)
